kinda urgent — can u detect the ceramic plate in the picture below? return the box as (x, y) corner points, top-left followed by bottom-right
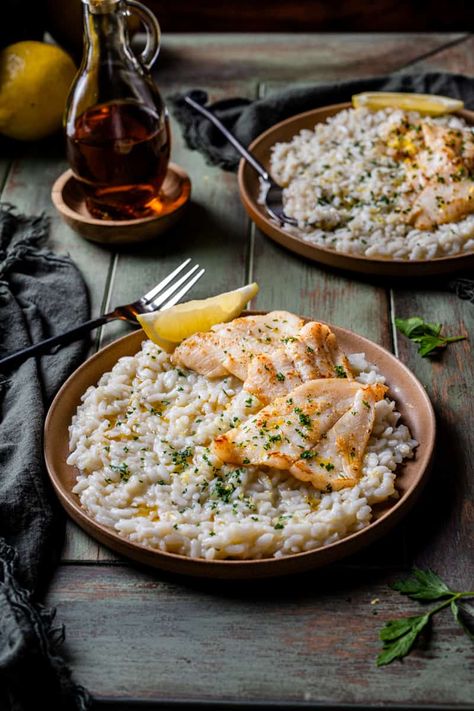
(44, 316), (435, 579)
(238, 102), (474, 277)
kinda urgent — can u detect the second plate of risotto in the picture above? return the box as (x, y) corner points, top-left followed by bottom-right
(45, 311), (435, 578)
(238, 102), (474, 276)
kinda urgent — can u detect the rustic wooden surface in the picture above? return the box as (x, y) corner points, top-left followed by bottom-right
(3, 33), (473, 708)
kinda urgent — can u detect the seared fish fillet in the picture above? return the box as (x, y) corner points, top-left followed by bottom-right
(172, 311), (303, 380)
(419, 123), (474, 177)
(243, 351), (303, 404)
(212, 379), (364, 470)
(216, 311), (304, 380)
(243, 321), (353, 404)
(403, 122), (474, 230)
(290, 384), (386, 491)
(409, 179), (474, 230)
(171, 331), (228, 378)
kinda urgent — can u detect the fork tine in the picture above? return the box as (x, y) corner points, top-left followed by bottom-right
(142, 258), (191, 304)
(159, 268), (205, 311)
(148, 264), (201, 310)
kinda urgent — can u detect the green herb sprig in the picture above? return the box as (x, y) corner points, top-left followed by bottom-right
(377, 568), (474, 666)
(395, 317), (466, 358)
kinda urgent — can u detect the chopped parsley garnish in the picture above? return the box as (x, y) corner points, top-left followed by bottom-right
(334, 365), (347, 378)
(276, 372), (285, 382)
(298, 412), (312, 428)
(171, 447), (193, 471)
(212, 479), (236, 503)
(110, 462), (131, 482)
(300, 450), (316, 460)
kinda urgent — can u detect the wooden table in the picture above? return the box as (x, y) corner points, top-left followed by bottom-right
(4, 33), (473, 709)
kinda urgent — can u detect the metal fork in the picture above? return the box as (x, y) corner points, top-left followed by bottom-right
(0, 259), (205, 370)
(184, 92), (298, 227)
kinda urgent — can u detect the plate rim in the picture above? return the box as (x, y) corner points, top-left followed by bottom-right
(44, 316), (436, 578)
(237, 101), (474, 274)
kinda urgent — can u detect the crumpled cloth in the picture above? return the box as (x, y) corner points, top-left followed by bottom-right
(0, 204), (91, 710)
(170, 71), (474, 301)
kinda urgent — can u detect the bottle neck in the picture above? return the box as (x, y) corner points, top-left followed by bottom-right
(82, 1), (135, 67)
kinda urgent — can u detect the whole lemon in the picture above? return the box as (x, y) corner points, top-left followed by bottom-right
(0, 41), (76, 141)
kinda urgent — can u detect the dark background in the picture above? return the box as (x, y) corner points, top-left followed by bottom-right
(4, 1), (473, 60)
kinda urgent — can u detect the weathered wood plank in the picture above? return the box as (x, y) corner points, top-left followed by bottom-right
(401, 34), (474, 75)
(390, 288), (473, 586)
(48, 564), (474, 706)
(61, 520), (103, 562)
(250, 225), (392, 348)
(390, 31), (474, 586)
(159, 33), (465, 84)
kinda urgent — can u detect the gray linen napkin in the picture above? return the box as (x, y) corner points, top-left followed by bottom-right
(0, 204), (91, 709)
(170, 72), (474, 299)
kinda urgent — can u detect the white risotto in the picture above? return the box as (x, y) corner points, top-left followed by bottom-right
(268, 107), (474, 260)
(68, 339), (417, 560)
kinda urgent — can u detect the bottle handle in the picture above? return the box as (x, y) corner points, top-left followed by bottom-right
(125, 0), (161, 70)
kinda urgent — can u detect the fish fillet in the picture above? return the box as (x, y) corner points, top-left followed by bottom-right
(212, 379), (363, 470)
(243, 351), (302, 404)
(290, 384), (386, 491)
(242, 321), (353, 404)
(403, 122), (474, 229)
(172, 311), (304, 380)
(409, 180), (474, 230)
(171, 331), (228, 378)
(216, 311), (304, 380)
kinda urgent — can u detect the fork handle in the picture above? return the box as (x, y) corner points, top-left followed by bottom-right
(0, 315), (113, 370)
(184, 93), (271, 182)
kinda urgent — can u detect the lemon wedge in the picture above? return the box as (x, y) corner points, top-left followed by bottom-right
(137, 282), (259, 351)
(352, 91), (464, 116)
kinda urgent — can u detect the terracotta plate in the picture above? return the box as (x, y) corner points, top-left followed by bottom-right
(238, 102), (474, 277)
(44, 317), (435, 579)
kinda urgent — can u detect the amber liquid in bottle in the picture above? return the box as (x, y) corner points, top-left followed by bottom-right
(67, 100), (171, 220)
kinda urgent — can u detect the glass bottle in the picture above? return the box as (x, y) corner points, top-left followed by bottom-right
(65, 0), (171, 220)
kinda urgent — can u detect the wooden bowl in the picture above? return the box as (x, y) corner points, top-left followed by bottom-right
(238, 103), (474, 277)
(44, 315), (435, 579)
(51, 163), (191, 245)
